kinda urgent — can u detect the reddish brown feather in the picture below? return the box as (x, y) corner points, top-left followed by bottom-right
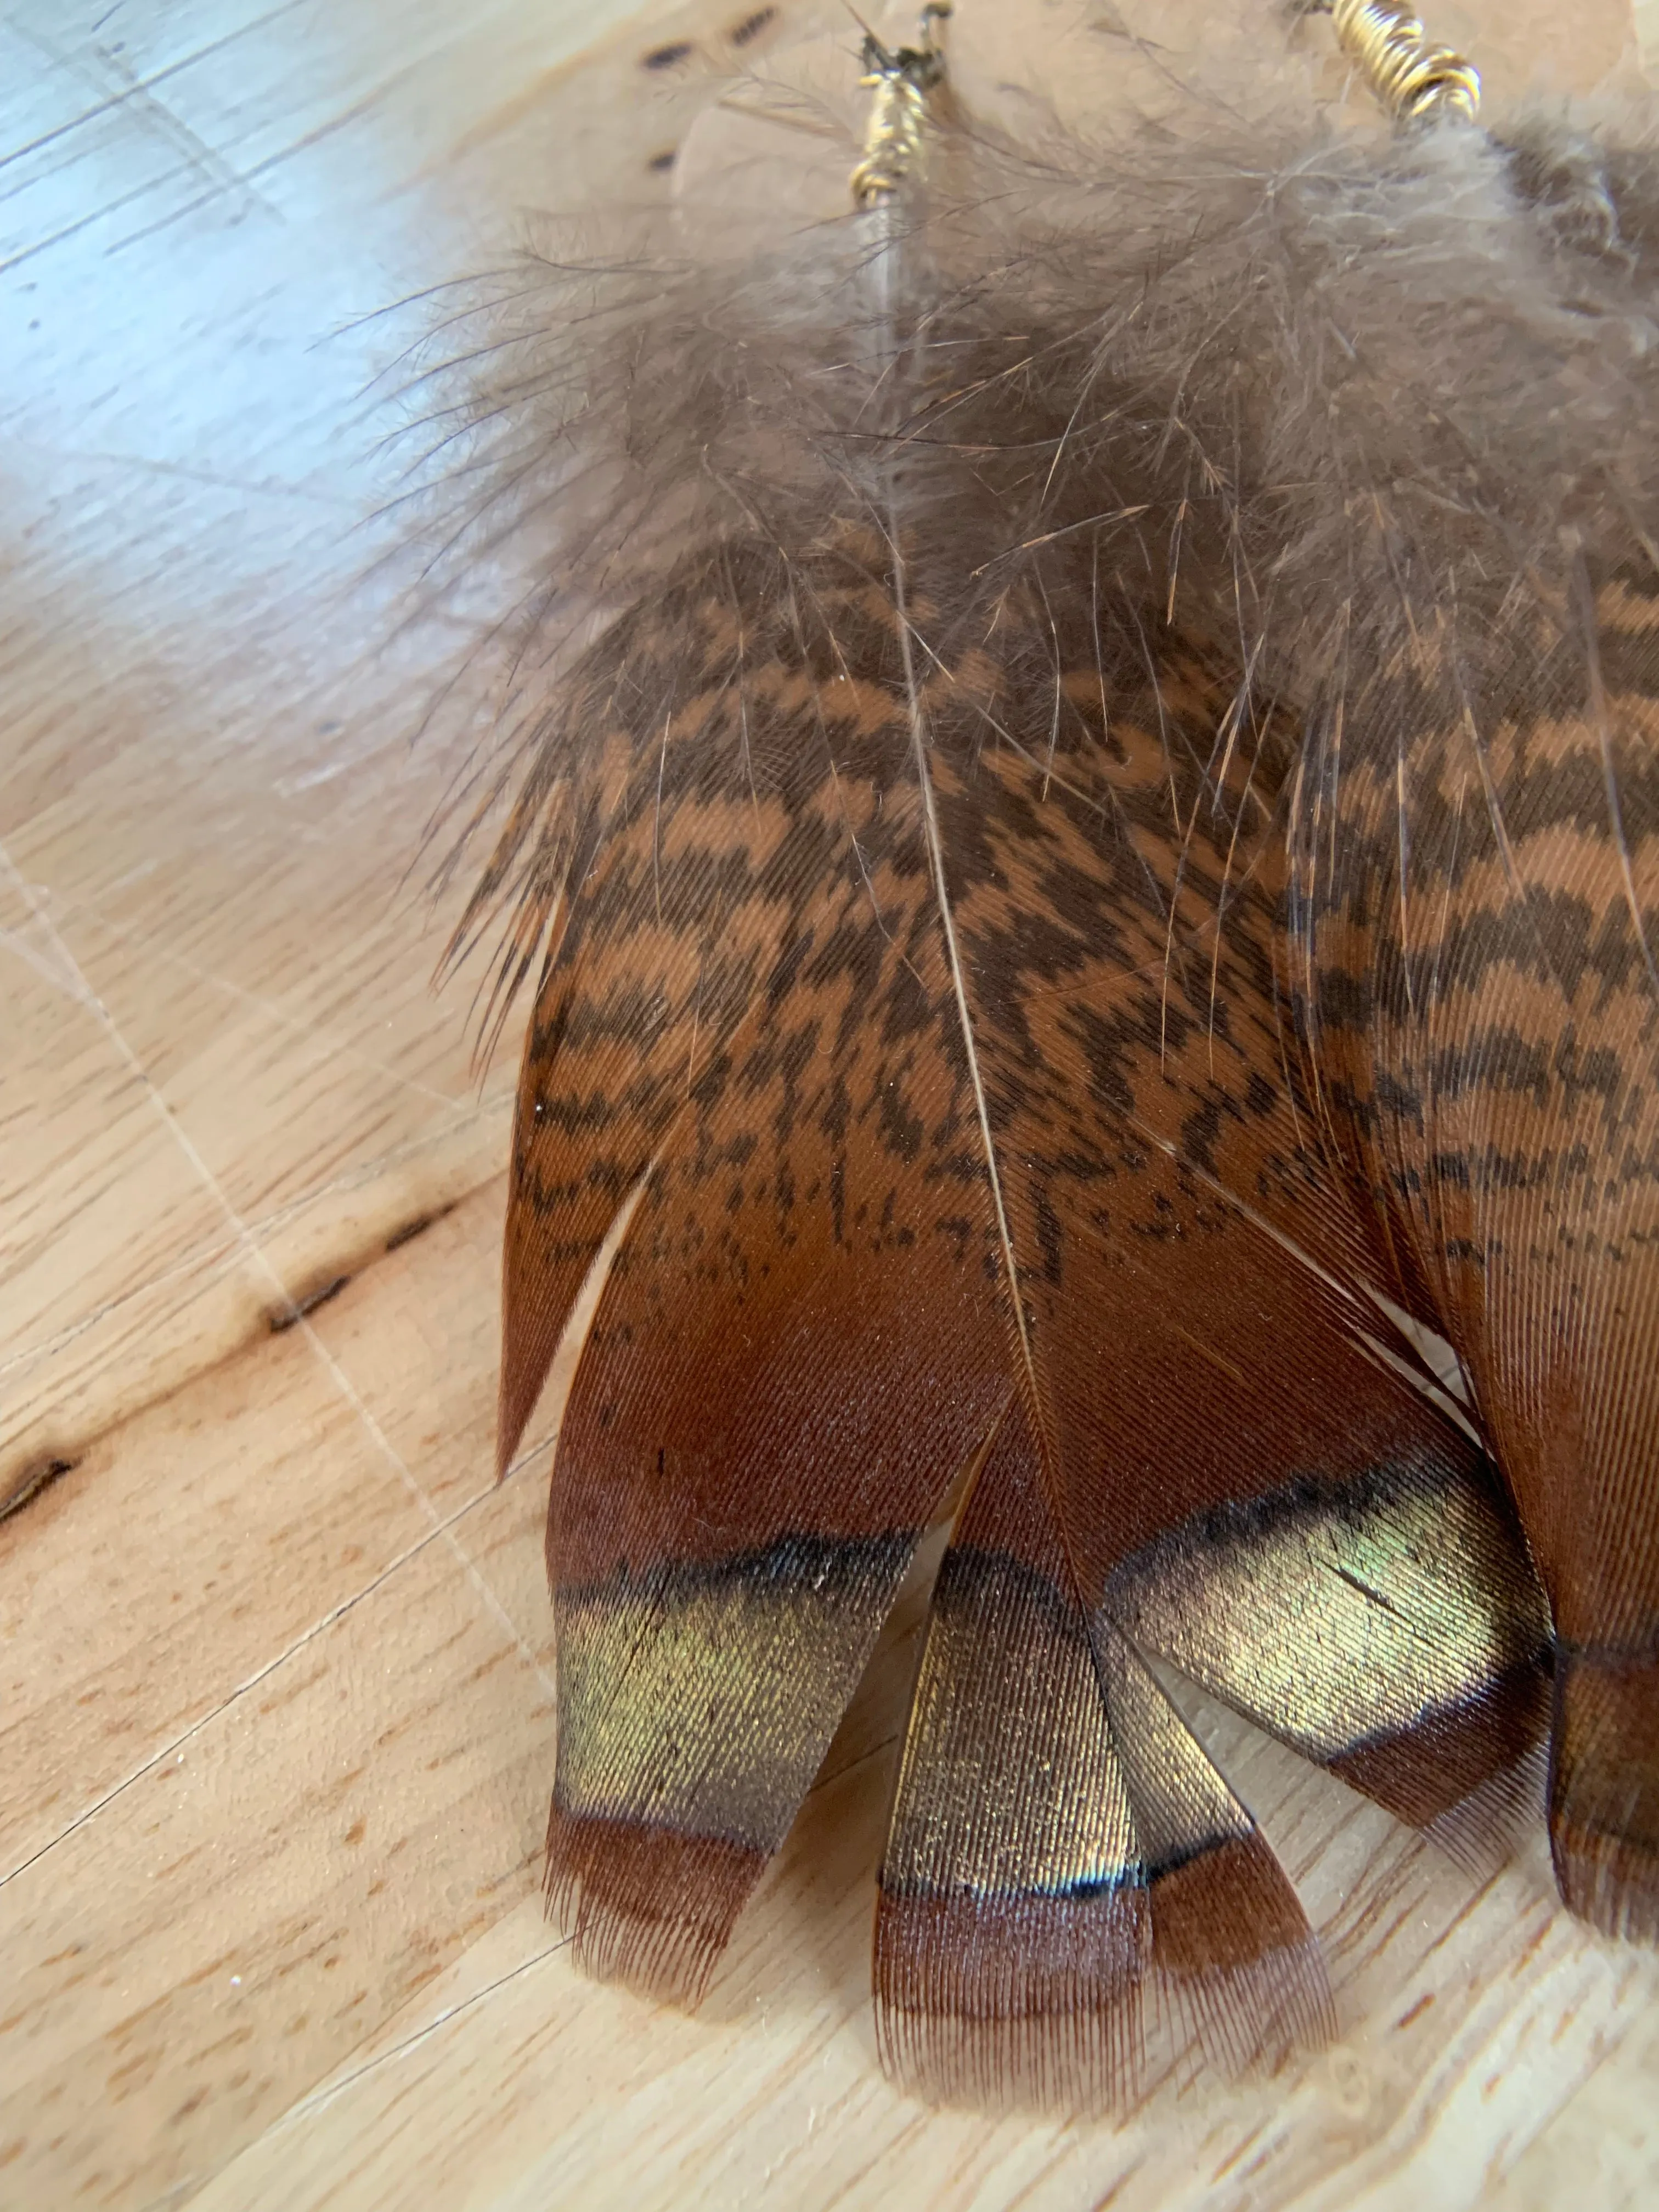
(876, 1396), (1154, 2112)
(1297, 540), (1659, 1938)
(415, 68), (1659, 2111)
(877, 1393), (1333, 2111)
(524, 536), (1014, 1999)
(495, 515), (1544, 2078)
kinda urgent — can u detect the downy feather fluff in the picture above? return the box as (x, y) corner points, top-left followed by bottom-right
(411, 18), (1659, 2108)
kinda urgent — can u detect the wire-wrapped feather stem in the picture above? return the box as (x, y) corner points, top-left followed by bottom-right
(1322, 0), (1480, 123)
(850, 2), (950, 206)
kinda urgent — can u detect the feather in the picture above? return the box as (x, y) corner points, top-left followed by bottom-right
(1269, 115), (1659, 1944)
(876, 1392), (1336, 2112)
(409, 1), (1659, 2107)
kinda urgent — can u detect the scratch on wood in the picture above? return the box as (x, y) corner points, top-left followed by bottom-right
(0, 1454), (82, 1525)
(385, 1204), (455, 1254)
(268, 1276), (352, 1333)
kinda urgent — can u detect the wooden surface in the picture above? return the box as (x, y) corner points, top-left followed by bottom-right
(3, 3), (1658, 2206)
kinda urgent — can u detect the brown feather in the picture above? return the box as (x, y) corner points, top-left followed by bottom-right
(492, 503), (1546, 2076)
(409, 57), (1659, 2107)
(1285, 142), (1659, 1939)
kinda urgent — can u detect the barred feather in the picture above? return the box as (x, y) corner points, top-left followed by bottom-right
(405, 31), (1659, 2104)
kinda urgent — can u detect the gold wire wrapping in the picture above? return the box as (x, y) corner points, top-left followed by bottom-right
(1324, 0), (1481, 124)
(849, 2), (951, 208)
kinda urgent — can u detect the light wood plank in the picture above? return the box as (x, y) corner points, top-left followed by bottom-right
(3, 3), (1657, 2209)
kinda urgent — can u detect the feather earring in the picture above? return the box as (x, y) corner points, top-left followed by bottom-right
(422, 0), (1657, 2110)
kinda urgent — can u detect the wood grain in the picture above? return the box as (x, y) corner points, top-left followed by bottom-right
(2, 2), (1657, 2207)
